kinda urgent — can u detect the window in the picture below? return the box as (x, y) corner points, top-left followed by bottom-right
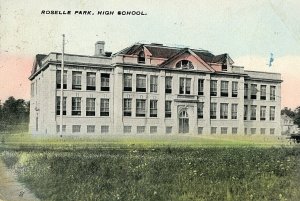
(56, 125), (66, 133)
(124, 126), (132, 134)
(232, 82), (238, 97)
(179, 78), (191, 94)
(56, 70), (67, 89)
(166, 127), (172, 134)
(211, 127), (217, 134)
(165, 76), (172, 93)
(250, 105), (257, 120)
(260, 106), (266, 121)
(260, 128), (265, 135)
(231, 104), (238, 119)
(136, 74), (146, 92)
(150, 75), (158, 93)
(101, 126), (109, 134)
(244, 128), (247, 135)
(123, 99), (132, 116)
(270, 106), (275, 121)
(221, 127), (228, 134)
(86, 72), (96, 90)
(210, 103), (217, 119)
(176, 60), (194, 69)
(100, 99), (109, 116)
(260, 85), (266, 100)
(210, 80), (217, 96)
(72, 71), (82, 90)
(138, 51), (145, 64)
(87, 125), (95, 133)
(56, 96), (66, 115)
(197, 102), (204, 119)
(198, 127), (203, 135)
(86, 98), (95, 116)
(220, 103), (228, 119)
(270, 128), (275, 135)
(244, 105), (248, 120)
(72, 97), (81, 116)
(150, 100), (158, 117)
(124, 74), (132, 91)
(150, 126), (157, 134)
(198, 79), (204, 95)
(232, 127), (238, 134)
(244, 84), (248, 99)
(270, 86), (276, 101)
(251, 84), (257, 99)
(101, 73), (110, 91)
(165, 101), (172, 118)
(136, 99), (146, 117)
(72, 125), (81, 133)
(221, 81), (229, 97)
(137, 126), (145, 134)
(251, 128), (256, 135)
(222, 64), (227, 71)
(31, 83), (35, 97)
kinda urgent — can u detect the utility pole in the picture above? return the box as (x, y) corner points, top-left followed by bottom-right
(60, 34), (65, 137)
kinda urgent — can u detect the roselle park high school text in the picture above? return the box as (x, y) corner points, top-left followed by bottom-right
(29, 41), (282, 135)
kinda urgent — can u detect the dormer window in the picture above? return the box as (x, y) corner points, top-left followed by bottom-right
(176, 60), (194, 69)
(138, 51), (145, 64)
(222, 64), (227, 71)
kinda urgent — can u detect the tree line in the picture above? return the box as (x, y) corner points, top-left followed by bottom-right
(281, 106), (300, 128)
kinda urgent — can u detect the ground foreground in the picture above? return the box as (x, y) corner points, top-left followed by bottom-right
(0, 133), (299, 201)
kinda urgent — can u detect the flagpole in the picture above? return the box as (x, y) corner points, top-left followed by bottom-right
(60, 34), (65, 137)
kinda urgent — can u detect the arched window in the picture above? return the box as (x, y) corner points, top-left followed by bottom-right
(176, 60), (194, 69)
(138, 51), (145, 64)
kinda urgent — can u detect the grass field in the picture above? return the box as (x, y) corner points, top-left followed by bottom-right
(1, 133), (299, 201)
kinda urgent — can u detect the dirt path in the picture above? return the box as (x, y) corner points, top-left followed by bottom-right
(0, 160), (40, 201)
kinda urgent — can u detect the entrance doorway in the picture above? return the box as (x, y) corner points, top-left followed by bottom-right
(179, 110), (189, 133)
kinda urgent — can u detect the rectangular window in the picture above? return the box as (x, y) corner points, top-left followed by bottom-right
(220, 103), (228, 119)
(198, 79), (204, 95)
(165, 101), (172, 118)
(166, 126), (172, 134)
(251, 84), (257, 99)
(260, 106), (266, 121)
(260, 85), (266, 100)
(244, 105), (248, 120)
(31, 83), (35, 97)
(72, 125), (81, 133)
(250, 105), (257, 120)
(221, 127), (228, 134)
(211, 127), (217, 134)
(270, 86), (276, 101)
(72, 97), (81, 116)
(251, 128), (256, 135)
(86, 98), (95, 116)
(232, 81), (238, 97)
(165, 76), (172, 93)
(150, 75), (158, 93)
(136, 99), (146, 117)
(124, 74), (132, 91)
(101, 126), (109, 134)
(232, 127), (238, 134)
(150, 126), (157, 134)
(210, 103), (217, 119)
(231, 104), (238, 119)
(244, 84), (248, 99)
(101, 73), (110, 91)
(197, 102), (204, 119)
(136, 74), (147, 92)
(150, 100), (158, 117)
(270, 106), (275, 121)
(137, 126), (145, 134)
(87, 125), (95, 133)
(56, 125), (66, 133)
(270, 128), (275, 135)
(86, 72), (96, 90)
(56, 96), (66, 115)
(123, 99), (132, 116)
(100, 99), (109, 116)
(198, 127), (203, 135)
(179, 78), (191, 94)
(244, 128), (247, 135)
(260, 128), (265, 135)
(56, 70), (67, 89)
(221, 81), (229, 97)
(72, 71), (82, 90)
(124, 126), (132, 134)
(210, 80), (217, 96)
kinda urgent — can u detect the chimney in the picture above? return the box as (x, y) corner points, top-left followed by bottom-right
(95, 41), (105, 56)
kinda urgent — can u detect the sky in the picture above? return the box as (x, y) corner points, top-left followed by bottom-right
(0, 0), (299, 109)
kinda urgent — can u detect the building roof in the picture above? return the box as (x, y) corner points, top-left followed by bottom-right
(31, 54), (47, 75)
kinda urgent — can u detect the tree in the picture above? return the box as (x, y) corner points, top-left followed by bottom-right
(294, 106), (300, 128)
(281, 107), (295, 118)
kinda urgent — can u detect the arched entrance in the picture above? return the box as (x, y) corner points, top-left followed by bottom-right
(179, 110), (189, 133)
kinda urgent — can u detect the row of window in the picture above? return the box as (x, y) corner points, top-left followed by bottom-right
(244, 84), (276, 101)
(244, 105), (276, 121)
